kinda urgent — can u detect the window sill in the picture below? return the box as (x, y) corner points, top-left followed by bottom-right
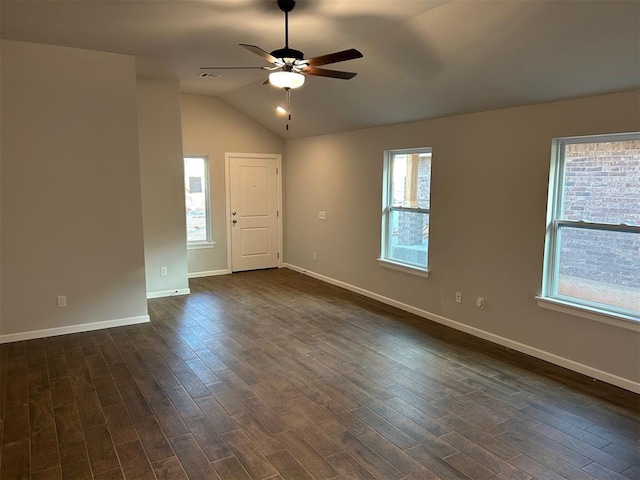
(188, 241), (216, 250)
(378, 258), (430, 278)
(535, 296), (640, 332)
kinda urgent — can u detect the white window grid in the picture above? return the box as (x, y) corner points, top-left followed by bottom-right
(381, 147), (432, 272)
(184, 155), (213, 247)
(541, 132), (640, 320)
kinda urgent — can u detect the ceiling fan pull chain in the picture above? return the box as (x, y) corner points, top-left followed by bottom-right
(286, 88), (291, 130)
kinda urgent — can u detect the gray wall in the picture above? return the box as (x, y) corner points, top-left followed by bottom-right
(137, 78), (190, 297)
(284, 90), (640, 388)
(180, 93), (284, 276)
(1, 40), (148, 338)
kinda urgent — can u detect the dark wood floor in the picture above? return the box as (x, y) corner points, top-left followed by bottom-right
(1, 268), (638, 480)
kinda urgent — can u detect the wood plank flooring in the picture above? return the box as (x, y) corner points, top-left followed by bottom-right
(1, 268), (638, 479)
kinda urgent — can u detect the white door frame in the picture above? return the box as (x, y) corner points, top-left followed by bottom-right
(224, 152), (283, 272)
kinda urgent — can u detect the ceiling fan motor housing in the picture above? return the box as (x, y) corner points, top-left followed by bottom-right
(271, 47), (304, 62)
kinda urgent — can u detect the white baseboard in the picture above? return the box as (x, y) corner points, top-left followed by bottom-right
(0, 315), (150, 344)
(147, 288), (190, 299)
(284, 263), (640, 394)
(188, 269), (231, 279)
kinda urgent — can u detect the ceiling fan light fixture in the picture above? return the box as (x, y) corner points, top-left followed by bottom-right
(275, 105), (288, 114)
(269, 70), (305, 89)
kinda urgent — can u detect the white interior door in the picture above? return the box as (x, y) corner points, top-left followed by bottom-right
(227, 154), (281, 272)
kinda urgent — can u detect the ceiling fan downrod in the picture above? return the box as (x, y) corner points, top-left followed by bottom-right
(280, 0), (293, 49)
(273, 0), (303, 60)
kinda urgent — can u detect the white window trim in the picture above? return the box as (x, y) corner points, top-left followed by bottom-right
(187, 241), (216, 250)
(184, 155), (212, 246)
(378, 258), (430, 278)
(539, 132), (640, 327)
(536, 296), (640, 332)
(380, 147), (432, 275)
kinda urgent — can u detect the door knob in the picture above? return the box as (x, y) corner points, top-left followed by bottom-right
(232, 219), (237, 224)
(232, 211), (237, 216)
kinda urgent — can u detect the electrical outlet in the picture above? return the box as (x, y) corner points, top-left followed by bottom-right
(318, 211), (326, 220)
(160, 266), (168, 276)
(57, 295), (67, 308)
(476, 297), (485, 309)
(455, 292), (462, 304)
(313, 252), (317, 261)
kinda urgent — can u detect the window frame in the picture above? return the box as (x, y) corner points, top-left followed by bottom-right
(184, 155), (214, 249)
(538, 132), (640, 329)
(379, 147), (432, 277)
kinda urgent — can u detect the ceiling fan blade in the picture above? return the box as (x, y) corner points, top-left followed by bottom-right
(304, 67), (357, 80)
(304, 49), (363, 67)
(240, 44), (279, 64)
(200, 66), (269, 70)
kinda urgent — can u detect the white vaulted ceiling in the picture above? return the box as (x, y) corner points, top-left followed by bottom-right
(1, 0), (639, 138)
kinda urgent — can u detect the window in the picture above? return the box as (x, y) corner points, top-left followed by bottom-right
(380, 148), (432, 275)
(540, 133), (639, 323)
(184, 156), (212, 247)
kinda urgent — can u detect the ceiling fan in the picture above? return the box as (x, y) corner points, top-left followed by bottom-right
(200, 0), (364, 90)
